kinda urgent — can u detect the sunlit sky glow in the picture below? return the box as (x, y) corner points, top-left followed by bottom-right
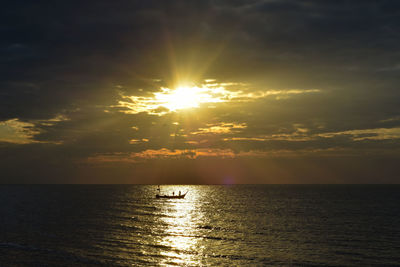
(117, 83), (230, 115)
(116, 81), (321, 115)
(1, 1), (400, 183)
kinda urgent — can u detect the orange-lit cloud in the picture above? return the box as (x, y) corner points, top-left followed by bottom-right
(87, 148), (236, 163)
(129, 138), (149, 144)
(85, 146), (366, 165)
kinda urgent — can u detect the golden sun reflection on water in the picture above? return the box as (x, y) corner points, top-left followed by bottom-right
(156, 186), (204, 266)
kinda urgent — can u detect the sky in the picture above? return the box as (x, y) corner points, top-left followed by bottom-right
(1, 0), (400, 184)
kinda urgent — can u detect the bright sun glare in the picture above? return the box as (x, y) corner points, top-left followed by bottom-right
(154, 85), (223, 111)
(119, 82), (232, 115)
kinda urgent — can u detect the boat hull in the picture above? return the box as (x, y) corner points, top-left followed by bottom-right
(156, 194), (186, 199)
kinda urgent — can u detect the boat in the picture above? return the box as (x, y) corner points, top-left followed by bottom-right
(156, 193), (187, 199)
(155, 186), (187, 199)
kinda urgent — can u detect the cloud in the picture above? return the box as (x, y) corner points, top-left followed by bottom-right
(86, 148), (236, 163)
(0, 115), (68, 144)
(190, 122), (247, 135)
(1, 0), (400, 183)
(115, 83), (229, 115)
(115, 80), (321, 115)
(0, 119), (38, 144)
(318, 127), (400, 141)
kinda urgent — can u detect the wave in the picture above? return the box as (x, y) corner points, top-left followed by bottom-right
(0, 242), (103, 265)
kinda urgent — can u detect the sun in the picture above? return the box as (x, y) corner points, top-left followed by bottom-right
(154, 85), (222, 111)
(118, 81), (231, 115)
(156, 86), (200, 111)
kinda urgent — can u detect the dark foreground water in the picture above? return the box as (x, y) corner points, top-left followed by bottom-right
(0, 185), (399, 266)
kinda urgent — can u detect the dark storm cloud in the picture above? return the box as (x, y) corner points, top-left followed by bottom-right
(1, 0), (400, 183)
(219, 1), (400, 92)
(2, 0), (400, 104)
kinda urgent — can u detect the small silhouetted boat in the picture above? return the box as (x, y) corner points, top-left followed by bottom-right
(155, 193), (187, 199)
(155, 186), (187, 199)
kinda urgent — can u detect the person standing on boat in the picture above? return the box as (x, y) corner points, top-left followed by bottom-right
(172, 192), (174, 196)
(179, 191), (181, 196)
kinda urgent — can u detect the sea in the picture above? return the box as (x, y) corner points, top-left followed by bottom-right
(0, 185), (399, 266)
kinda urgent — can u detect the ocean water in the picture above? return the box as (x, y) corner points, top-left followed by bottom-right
(0, 185), (399, 266)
